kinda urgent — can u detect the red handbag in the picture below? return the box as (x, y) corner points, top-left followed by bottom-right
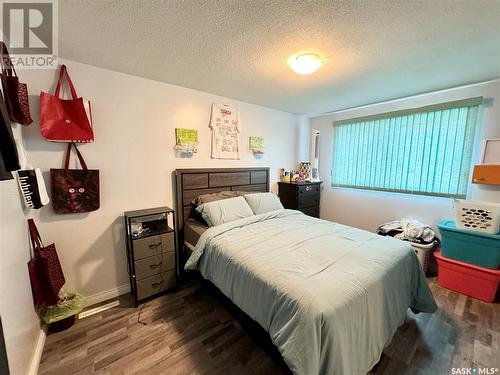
(27, 219), (65, 307)
(0, 42), (33, 125)
(40, 64), (94, 143)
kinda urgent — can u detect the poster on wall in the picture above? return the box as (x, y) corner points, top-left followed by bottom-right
(209, 104), (240, 159)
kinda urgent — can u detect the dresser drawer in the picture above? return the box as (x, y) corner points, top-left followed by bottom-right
(297, 195), (320, 209)
(134, 251), (175, 280)
(298, 184), (321, 196)
(136, 271), (176, 301)
(133, 232), (174, 260)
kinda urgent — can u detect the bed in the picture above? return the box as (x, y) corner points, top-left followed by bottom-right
(184, 218), (208, 250)
(174, 168), (437, 375)
(175, 168), (269, 251)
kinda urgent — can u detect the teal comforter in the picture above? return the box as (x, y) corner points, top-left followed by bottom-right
(185, 209), (437, 374)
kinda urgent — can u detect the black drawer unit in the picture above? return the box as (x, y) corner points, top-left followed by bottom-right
(278, 181), (322, 218)
(125, 206), (178, 306)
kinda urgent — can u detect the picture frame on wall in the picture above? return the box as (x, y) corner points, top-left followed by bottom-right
(482, 138), (500, 164)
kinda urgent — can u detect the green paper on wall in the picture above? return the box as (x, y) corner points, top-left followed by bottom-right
(176, 128), (198, 144)
(249, 136), (264, 149)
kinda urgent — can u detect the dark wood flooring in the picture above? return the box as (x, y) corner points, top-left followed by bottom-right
(39, 275), (500, 375)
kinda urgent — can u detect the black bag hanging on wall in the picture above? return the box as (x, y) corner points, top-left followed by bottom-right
(14, 138), (50, 209)
(50, 143), (100, 214)
(0, 89), (20, 180)
(17, 169), (50, 209)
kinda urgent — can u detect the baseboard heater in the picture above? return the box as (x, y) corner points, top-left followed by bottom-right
(78, 300), (120, 319)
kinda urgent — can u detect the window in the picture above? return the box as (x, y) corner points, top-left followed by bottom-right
(331, 97), (482, 198)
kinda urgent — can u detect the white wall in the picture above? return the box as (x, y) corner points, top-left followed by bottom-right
(309, 80), (500, 232)
(296, 115), (311, 162)
(15, 59), (299, 304)
(0, 127), (42, 375)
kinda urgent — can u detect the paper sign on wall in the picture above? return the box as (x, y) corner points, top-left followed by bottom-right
(174, 128), (199, 154)
(249, 136), (264, 154)
(176, 128), (198, 144)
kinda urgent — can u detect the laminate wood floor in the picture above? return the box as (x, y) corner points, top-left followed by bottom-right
(39, 275), (500, 375)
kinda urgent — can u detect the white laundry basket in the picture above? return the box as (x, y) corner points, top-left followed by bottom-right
(410, 241), (437, 275)
(454, 199), (500, 234)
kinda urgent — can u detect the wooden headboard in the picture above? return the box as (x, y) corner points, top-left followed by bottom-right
(174, 167), (270, 237)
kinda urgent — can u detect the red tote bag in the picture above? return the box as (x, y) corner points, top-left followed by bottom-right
(0, 42), (33, 125)
(40, 64), (94, 143)
(27, 219), (65, 307)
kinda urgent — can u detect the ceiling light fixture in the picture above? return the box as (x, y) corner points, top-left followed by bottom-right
(288, 53), (324, 75)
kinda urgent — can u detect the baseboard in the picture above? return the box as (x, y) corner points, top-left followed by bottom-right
(84, 284), (130, 307)
(28, 329), (46, 375)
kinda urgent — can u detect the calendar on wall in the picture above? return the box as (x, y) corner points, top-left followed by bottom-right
(209, 104), (240, 159)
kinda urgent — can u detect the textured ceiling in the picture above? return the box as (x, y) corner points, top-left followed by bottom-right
(59, 0), (500, 115)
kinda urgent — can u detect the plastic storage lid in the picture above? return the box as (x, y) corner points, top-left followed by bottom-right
(437, 220), (500, 239)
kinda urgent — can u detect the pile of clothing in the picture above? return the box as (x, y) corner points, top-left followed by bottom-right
(377, 219), (438, 245)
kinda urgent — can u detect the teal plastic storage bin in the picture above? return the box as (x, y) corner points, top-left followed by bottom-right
(437, 220), (500, 269)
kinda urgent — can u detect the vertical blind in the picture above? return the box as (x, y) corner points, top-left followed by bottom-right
(332, 97), (482, 198)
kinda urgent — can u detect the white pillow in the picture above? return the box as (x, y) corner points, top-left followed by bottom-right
(196, 196), (254, 227)
(244, 192), (284, 215)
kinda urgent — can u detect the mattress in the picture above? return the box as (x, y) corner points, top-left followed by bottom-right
(185, 209), (437, 375)
(184, 218), (208, 248)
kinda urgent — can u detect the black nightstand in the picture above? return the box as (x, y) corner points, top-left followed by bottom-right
(124, 206), (178, 306)
(278, 181), (322, 218)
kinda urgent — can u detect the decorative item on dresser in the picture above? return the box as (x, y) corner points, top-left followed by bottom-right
(124, 207), (177, 307)
(278, 181), (322, 218)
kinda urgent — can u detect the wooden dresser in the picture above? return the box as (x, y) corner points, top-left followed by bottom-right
(125, 207), (177, 306)
(278, 181), (322, 218)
